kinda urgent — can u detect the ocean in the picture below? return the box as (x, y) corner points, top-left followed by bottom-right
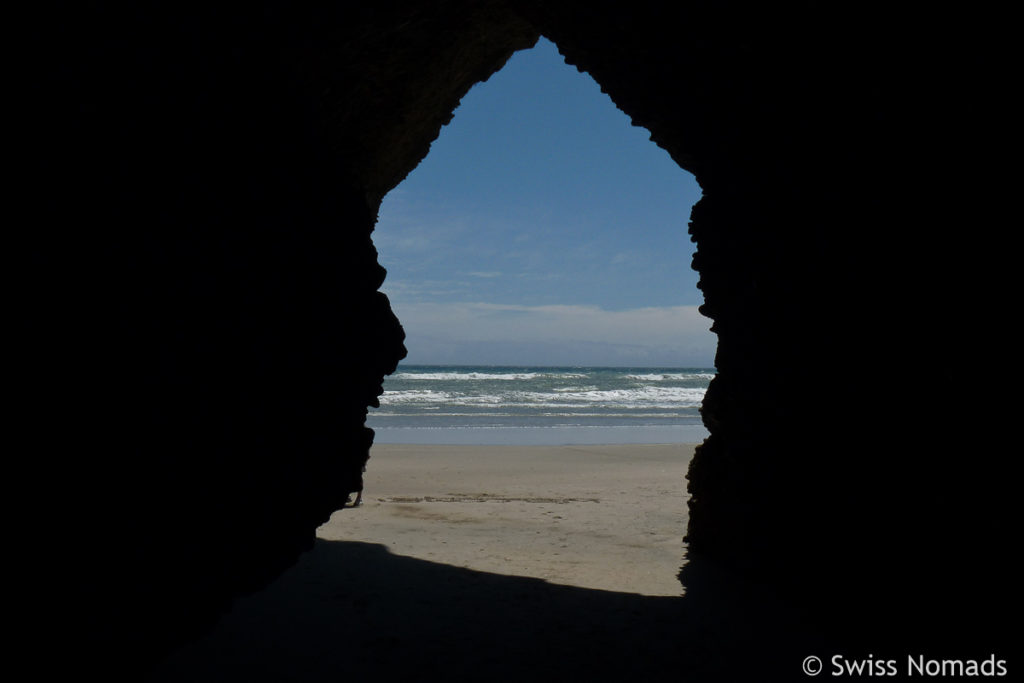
(366, 365), (713, 445)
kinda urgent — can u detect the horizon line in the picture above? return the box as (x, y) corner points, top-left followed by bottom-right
(391, 362), (718, 370)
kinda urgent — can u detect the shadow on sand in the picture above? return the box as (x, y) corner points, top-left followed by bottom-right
(146, 540), (823, 682)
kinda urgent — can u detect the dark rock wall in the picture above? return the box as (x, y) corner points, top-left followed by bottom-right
(516, 1), (1016, 652)
(27, 2), (407, 673)
(24, 0), (1014, 677)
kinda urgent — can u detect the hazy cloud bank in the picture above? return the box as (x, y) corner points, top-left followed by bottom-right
(387, 301), (716, 367)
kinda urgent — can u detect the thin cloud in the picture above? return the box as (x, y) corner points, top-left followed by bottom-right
(388, 301), (716, 366)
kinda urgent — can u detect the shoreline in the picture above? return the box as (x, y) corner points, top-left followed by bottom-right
(368, 424), (709, 445)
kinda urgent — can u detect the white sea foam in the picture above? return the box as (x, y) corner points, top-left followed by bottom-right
(372, 366), (714, 435)
(520, 386), (706, 404)
(379, 386), (706, 408)
(379, 389), (454, 403)
(380, 390), (506, 405)
(391, 371), (589, 381)
(625, 372), (716, 381)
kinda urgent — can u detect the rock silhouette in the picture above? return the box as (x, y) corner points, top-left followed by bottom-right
(21, 2), (1015, 680)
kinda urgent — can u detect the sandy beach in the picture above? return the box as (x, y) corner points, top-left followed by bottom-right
(148, 443), (715, 682)
(321, 443), (694, 596)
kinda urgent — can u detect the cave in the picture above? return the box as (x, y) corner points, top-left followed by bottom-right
(25, 2), (1014, 680)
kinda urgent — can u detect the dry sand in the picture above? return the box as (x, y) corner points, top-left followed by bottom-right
(147, 443), (715, 682)
(319, 443), (695, 596)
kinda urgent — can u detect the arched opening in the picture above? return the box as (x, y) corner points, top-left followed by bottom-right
(45, 4), (1010, 680)
(316, 38), (714, 597)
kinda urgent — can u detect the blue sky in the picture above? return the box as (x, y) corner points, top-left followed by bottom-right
(373, 38), (715, 367)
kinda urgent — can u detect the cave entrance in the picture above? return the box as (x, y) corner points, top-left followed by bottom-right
(321, 37), (713, 597)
